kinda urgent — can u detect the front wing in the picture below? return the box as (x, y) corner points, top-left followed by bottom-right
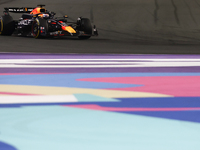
(45, 27), (98, 37)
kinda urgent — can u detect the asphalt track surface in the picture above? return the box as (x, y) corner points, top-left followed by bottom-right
(1, 0), (200, 54)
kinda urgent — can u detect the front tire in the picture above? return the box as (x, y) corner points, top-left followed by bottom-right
(0, 15), (15, 35)
(77, 18), (92, 40)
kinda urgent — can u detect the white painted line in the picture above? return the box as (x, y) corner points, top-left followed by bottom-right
(0, 58), (200, 68)
(0, 58), (200, 62)
(1, 61), (200, 64)
(0, 62), (200, 68)
(0, 95), (78, 104)
(0, 62), (187, 64)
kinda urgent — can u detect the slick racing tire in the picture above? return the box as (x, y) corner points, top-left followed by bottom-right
(32, 18), (48, 39)
(78, 18), (92, 40)
(0, 15), (15, 36)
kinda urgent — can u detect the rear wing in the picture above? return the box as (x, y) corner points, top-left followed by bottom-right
(4, 7), (35, 13)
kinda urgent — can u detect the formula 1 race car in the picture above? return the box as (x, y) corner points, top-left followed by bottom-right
(0, 5), (98, 39)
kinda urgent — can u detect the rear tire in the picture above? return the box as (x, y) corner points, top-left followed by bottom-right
(0, 15), (15, 35)
(77, 18), (92, 40)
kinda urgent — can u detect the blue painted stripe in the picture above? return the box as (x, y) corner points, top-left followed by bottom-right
(0, 73), (200, 89)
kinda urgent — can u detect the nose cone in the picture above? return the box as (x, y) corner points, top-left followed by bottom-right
(62, 26), (76, 34)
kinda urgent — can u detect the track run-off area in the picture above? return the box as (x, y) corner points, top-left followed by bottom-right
(0, 53), (200, 150)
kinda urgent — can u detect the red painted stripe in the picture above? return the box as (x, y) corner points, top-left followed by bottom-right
(64, 104), (200, 111)
(78, 76), (200, 97)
